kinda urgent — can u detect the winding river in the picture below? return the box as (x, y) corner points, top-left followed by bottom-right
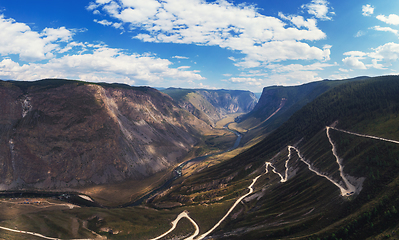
(126, 123), (242, 206)
(0, 123), (242, 209)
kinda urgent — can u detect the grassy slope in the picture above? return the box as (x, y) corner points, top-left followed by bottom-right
(237, 77), (369, 146)
(233, 76), (399, 239)
(151, 76), (399, 239)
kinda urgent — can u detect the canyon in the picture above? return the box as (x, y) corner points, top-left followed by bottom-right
(1, 76), (399, 240)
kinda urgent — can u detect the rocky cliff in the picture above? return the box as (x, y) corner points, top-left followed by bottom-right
(0, 79), (210, 190)
(162, 88), (258, 126)
(239, 77), (370, 128)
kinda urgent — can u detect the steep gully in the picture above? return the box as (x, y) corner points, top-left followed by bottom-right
(151, 126), (399, 240)
(245, 98), (286, 131)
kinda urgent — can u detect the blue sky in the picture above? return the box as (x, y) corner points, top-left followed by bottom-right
(1, 0), (399, 92)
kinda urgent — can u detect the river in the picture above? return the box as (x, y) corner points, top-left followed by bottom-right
(125, 123), (242, 206)
(0, 123), (242, 209)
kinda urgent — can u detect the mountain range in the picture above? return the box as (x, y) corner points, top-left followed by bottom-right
(162, 88), (258, 126)
(1, 76), (399, 240)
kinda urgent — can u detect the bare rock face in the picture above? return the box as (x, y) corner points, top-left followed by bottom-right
(0, 80), (209, 190)
(197, 90), (257, 115)
(162, 88), (258, 126)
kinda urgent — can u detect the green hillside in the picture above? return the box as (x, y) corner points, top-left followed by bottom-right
(151, 75), (399, 239)
(236, 77), (369, 145)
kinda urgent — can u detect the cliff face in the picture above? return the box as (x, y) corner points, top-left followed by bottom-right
(237, 80), (344, 130)
(162, 88), (258, 126)
(198, 90), (257, 115)
(0, 80), (209, 190)
(239, 87), (286, 122)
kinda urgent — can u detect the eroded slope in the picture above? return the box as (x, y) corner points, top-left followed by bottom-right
(0, 79), (210, 190)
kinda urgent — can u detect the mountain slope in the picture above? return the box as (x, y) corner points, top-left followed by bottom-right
(148, 75), (399, 239)
(162, 88), (258, 126)
(236, 77), (369, 144)
(0, 79), (210, 190)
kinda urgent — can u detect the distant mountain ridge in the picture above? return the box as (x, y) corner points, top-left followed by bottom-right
(162, 88), (258, 126)
(0, 79), (211, 190)
(236, 77), (369, 143)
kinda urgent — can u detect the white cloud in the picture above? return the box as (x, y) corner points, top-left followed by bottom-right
(228, 56), (237, 62)
(94, 19), (113, 26)
(0, 14), (202, 85)
(338, 68), (350, 72)
(342, 42), (399, 70)
(232, 41), (330, 68)
(264, 70), (324, 86)
(228, 77), (263, 86)
(342, 51), (367, 69)
(344, 51), (367, 57)
(86, 2), (99, 11)
(362, 4), (374, 16)
(42, 27), (73, 42)
(267, 62), (336, 73)
(177, 66), (190, 69)
(0, 45), (205, 84)
(342, 56), (367, 69)
(368, 42), (399, 66)
(370, 25), (398, 35)
(368, 59), (386, 70)
(0, 15), (74, 61)
(376, 14), (399, 25)
(94, 19), (124, 29)
(302, 0), (334, 21)
(229, 61), (335, 87)
(355, 30), (366, 37)
(89, 0), (330, 68)
(172, 55), (189, 59)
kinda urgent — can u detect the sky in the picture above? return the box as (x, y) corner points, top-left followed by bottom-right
(1, 0), (399, 92)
